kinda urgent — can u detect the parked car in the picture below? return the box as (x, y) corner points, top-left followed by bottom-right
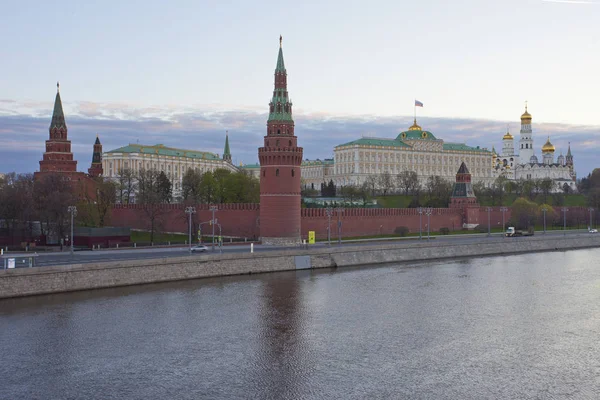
(589, 228), (598, 233)
(191, 244), (209, 253)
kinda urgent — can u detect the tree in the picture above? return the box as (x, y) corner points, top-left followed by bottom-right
(491, 176), (508, 206)
(199, 171), (217, 204)
(0, 173), (36, 243)
(116, 168), (137, 204)
(539, 178), (554, 204)
(377, 171), (393, 196)
(33, 173), (76, 243)
(136, 169), (167, 243)
(156, 171), (172, 203)
(396, 171), (419, 196)
(510, 197), (539, 229)
(213, 168), (231, 203)
(340, 185), (359, 205)
(425, 175), (452, 207)
(365, 175), (378, 196)
(181, 168), (203, 203)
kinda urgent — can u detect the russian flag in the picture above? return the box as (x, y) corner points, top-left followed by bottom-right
(415, 100), (424, 107)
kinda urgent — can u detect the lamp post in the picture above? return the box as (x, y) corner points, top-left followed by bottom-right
(67, 206), (77, 255)
(185, 206), (196, 253)
(425, 208), (432, 240)
(418, 207), (423, 240)
(541, 207), (547, 234)
(210, 205), (218, 252)
(500, 207), (508, 235)
(486, 207), (492, 237)
(335, 207), (345, 244)
(588, 207), (594, 231)
(325, 207), (333, 246)
(561, 207), (568, 235)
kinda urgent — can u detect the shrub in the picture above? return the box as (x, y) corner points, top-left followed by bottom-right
(439, 227), (450, 235)
(394, 226), (410, 236)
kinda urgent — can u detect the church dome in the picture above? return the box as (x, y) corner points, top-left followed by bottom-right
(503, 131), (513, 140)
(521, 105), (532, 122)
(542, 136), (555, 153)
(530, 155), (539, 164)
(408, 118), (422, 131)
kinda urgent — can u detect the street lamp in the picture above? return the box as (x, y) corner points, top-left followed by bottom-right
(588, 207), (594, 231)
(325, 207), (333, 246)
(425, 208), (432, 240)
(486, 207), (492, 237)
(67, 205), (77, 255)
(561, 207), (569, 235)
(185, 206), (196, 253)
(418, 207), (423, 240)
(500, 207), (508, 235)
(335, 207), (345, 244)
(541, 207), (547, 234)
(209, 205), (218, 252)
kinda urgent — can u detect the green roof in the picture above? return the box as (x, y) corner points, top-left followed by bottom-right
(105, 144), (220, 160)
(223, 134), (231, 157)
(240, 163), (260, 169)
(302, 159), (334, 166)
(50, 90), (66, 130)
(276, 44), (286, 72)
(443, 143), (490, 153)
(395, 130), (437, 141)
(336, 138), (411, 148)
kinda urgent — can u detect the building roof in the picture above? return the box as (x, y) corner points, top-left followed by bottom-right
(456, 161), (470, 174)
(302, 159), (334, 166)
(276, 40), (286, 72)
(240, 163), (260, 169)
(105, 144), (220, 160)
(223, 134), (231, 157)
(51, 83), (66, 130)
(336, 137), (411, 148)
(443, 143), (489, 153)
(396, 129), (438, 141)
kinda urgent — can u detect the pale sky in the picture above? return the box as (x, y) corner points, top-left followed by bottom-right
(1, 0), (599, 174)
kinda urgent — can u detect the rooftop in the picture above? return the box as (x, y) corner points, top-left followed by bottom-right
(105, 144), (221, 160)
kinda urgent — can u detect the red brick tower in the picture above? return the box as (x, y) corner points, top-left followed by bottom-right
(450, 162), (480, 228)
(39, 83), (78, 173)
(88, 135), (103, 177)
(258, 36), (303, 245)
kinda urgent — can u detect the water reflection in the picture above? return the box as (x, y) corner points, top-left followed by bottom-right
(1, 249), (600, 399)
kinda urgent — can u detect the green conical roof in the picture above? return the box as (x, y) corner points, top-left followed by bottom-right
(223, 133), (231, 156)
(276, 38), (285, 72)
(50, 84), (66, 129)
(95, 135), (101, 145)
(566, 143), (572, 157)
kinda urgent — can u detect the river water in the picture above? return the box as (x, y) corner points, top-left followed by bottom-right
(1, 249), (600, 399)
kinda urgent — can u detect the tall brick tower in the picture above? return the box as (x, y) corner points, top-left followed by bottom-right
(450, 162), (479, 229)
(258, 36), (303, 245)
(39, 83), (78, 173)
(88, 135), (103, 177)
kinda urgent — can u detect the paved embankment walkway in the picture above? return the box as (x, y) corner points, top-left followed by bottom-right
(1, 234), (599, 299)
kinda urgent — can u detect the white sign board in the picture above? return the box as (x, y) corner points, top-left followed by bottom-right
(7, 258), (16, 269)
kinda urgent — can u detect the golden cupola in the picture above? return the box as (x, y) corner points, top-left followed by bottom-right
(503, 130), (513, 140)
(521, 104), (532, 123)
(408, 118), (422, 131)
(542, 136), (555, 153)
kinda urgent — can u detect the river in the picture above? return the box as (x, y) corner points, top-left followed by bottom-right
(1, 249), (599, 399)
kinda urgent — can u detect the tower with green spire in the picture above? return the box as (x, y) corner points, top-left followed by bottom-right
(39, 82), (78, 173)
(223, 131), (232, 163)
(258, 36), (303, 245)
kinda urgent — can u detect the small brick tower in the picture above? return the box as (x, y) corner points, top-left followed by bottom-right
(88, 135), (103, 177)
(258, 36), (303, 245)
(39, 82), (78, 173)
(450, 162), (480, 228)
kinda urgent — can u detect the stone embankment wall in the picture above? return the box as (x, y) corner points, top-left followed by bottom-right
(2, 235), (599, 299)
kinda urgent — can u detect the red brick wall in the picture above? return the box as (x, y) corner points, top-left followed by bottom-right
(111, 204), (261, 240)
(301, 208), (463, 239)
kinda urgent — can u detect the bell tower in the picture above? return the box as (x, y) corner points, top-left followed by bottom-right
(258, 36), (303, 245)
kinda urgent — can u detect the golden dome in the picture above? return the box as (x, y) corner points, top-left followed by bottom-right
(408, 118), (422, 131)
(503, 131), (513, 140)
(521, 104), (532, 121)
(542, 136), (555, 153)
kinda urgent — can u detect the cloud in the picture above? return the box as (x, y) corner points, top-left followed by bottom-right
(0, 100), (598, 177)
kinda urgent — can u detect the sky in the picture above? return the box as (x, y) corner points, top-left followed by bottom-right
(1, 0), (599, 176)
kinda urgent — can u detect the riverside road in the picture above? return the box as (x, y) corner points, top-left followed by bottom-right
(5, 229), (592, 267)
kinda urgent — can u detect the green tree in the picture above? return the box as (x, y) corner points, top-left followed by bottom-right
(510, 197), (539, 229)
(539, 178), (554, 204)
(156, 171), (172, 203)
(181, 168), (203, 203)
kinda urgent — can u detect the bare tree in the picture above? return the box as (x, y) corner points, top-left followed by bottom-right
(33, 173), (76, 243)
(116, 168), (137, 204)
(136, 169), (167, 243)
(365, 175), (378, 196)
(377, 171), (393, 196)
(396, 171), (419, 196)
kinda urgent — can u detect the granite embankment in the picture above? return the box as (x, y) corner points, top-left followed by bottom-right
(2, 235), (599, 299)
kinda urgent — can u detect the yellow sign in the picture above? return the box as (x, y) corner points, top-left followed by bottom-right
(308, 231), (315, 244)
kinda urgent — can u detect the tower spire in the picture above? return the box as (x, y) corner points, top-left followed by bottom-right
(223, 131), (232, 163)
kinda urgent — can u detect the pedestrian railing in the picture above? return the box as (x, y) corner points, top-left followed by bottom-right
(2, 254), (39, 270)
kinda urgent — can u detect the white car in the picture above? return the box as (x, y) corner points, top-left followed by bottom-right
(589, 228), (598, 233)
(191, 244), (209, 253)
